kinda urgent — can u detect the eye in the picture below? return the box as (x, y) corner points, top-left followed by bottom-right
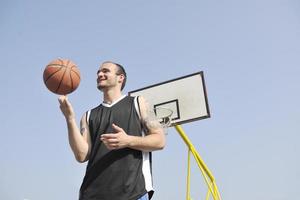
(97, 69), (110, 75)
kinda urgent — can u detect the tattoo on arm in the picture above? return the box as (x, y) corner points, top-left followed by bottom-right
(139, 96), (163, 132)
(143, 117), (162, 132)
(80, 127), (86, 135)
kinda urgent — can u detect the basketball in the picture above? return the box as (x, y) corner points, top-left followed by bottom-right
(43, 59), (81, 95)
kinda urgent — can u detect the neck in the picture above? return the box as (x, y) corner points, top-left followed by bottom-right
(102, 88), (123, 105)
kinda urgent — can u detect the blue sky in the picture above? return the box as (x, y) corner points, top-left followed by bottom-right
(1, 0), (300, 199)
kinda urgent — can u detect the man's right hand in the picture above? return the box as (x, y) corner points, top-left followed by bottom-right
(58, 96), (91, 162)
(58, 95), (75, 121)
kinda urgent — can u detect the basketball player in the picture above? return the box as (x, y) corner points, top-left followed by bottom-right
(58, 61), (165, 200)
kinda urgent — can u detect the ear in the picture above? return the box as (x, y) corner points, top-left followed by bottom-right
(118, 74), (125, 83)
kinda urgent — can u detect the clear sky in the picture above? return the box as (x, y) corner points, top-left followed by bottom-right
(1, 0), (300, 199)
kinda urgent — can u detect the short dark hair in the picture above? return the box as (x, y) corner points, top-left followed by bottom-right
(103, 61), (127, 90)
(114, 62), (127, 90)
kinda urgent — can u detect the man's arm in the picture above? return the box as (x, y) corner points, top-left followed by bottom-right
(101, 96), (165, 152)
(58, 96), (91, 162)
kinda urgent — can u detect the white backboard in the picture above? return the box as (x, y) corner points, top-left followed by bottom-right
(128, 72), (210, 126)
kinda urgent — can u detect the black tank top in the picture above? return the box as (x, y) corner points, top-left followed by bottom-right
(79, 96), (153, 200)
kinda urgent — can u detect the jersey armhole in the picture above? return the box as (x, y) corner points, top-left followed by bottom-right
(134, 96), (148, 137)
(134, 96), (142, 120)
(86, 110), (91, 125)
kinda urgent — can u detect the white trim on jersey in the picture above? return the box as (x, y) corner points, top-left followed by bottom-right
(86, 95), (126, 124)
(134, 96), (141, 119)
(134, 96), (154, 193)
(142, 151), (154, 193)
(86, 110), (91, 125)
(102, 95), (126, 107)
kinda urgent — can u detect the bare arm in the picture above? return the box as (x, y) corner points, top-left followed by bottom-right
(58, 96), (91, 162)
(101, 96), (165, 152)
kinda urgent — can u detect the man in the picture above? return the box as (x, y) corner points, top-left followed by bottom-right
(58, 61), (165, 200)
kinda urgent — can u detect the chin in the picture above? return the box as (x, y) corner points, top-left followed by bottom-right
(97, 85), (104, 91)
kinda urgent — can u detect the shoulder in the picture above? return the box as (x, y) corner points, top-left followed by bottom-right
(133, 95), (147, 106)
(134, 96), (151, 120)
(138, 96), (149, 110)
(131, 95), (148, 109)
(81, 104), (102, 124)
(87, 104), (103, 115)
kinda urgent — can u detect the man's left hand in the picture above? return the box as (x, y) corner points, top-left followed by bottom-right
(101, 124), (131, 150)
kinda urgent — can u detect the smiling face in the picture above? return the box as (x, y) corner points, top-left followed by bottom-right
(96, 62), (124, 92)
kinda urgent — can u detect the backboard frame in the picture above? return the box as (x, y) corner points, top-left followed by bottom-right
(128, 71), (210, 126)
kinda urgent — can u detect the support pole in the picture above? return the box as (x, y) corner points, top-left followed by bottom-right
(174, 125), (222, 200)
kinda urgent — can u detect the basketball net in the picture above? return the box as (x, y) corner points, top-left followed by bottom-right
(153, 107), (173, 134)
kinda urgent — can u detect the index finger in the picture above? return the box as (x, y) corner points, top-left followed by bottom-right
(101, 134), (116, 139)
(58, 95), (67, 104)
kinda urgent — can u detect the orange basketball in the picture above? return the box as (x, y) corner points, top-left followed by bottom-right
(43, 59), (81, 95)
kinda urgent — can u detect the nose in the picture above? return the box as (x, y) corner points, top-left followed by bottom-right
(97, 70), (103, 77)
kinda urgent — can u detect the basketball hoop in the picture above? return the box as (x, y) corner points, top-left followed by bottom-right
(153, 107), (173, 134)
